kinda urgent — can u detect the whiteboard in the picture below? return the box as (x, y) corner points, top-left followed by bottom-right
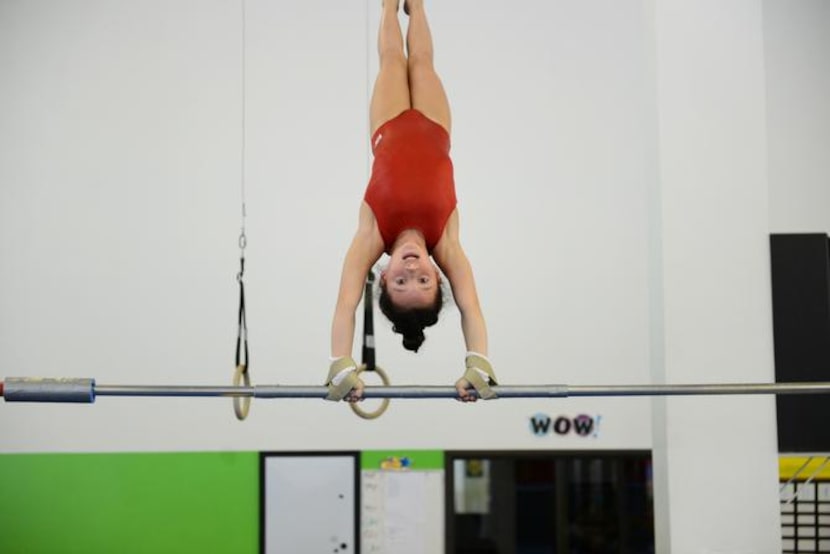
(262, 453), (357, 554)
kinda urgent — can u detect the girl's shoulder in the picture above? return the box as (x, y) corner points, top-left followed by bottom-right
(357, 201), (384, 254)
(432, 208), (462, 267)
(357, 201), (379, 233)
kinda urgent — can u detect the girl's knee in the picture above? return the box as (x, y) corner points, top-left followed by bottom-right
(406, 51), (434, 73)
(380, 49), (408, 73)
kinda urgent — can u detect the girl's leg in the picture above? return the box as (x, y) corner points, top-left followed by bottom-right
(370, 0), (411, 137)
(405, 0), (451, 134)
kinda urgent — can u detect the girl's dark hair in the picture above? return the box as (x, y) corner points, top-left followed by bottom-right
(378, 282), (443, 352)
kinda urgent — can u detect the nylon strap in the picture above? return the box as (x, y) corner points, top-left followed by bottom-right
(361, 271), (376, 371)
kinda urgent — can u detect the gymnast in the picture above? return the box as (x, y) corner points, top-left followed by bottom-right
(326, 0), (497, 403)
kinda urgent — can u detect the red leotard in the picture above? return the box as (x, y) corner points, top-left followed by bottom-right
(364, 109), (457, 253)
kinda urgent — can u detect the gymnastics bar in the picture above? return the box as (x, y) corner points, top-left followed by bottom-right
(4, 377), (830, 403)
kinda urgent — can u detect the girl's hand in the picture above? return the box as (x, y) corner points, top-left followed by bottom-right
(455, 353), (498, 401)
(326, 356), (365, 402)
(454, 376), (478, 402)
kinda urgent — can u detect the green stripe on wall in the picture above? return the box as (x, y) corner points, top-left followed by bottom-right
(0, 451), (258, 554)
(361, 450), (444, 470)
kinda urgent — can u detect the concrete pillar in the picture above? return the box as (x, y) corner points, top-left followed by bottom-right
(646, 1), (782, 551)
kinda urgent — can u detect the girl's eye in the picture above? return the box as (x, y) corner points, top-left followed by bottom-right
(395, 277), (405, 285)
(419, 277), (429, 284)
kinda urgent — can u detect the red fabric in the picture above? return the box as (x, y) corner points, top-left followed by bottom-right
(364, 109), (457, 252)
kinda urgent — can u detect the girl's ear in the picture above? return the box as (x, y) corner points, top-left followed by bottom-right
(379, 270), (387, 284)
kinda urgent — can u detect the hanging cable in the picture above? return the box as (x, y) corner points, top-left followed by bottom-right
(233, 0), (251, 421)
(348, 5), (391, 420)
(239, 0), (247, 244)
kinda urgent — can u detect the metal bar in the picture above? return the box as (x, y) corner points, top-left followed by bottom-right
(565, 382), (830, 397)
(92, 385), (569, 399)
(5, 378), (830, 403)
(3, 378), (95, 403)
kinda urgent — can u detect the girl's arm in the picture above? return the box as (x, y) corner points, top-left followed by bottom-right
(433, 211), (488, 355)
(434, 210), (497, 401)
(331, 203), (384, 358)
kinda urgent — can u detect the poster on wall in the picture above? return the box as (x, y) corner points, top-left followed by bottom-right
(361, 450), (445, 554)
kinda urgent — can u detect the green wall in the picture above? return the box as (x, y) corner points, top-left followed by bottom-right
(0, 451), (258, 554)
(361, 449), (445, 470)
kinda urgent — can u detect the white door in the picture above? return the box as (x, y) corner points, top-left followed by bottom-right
(263, 454), (357, 554)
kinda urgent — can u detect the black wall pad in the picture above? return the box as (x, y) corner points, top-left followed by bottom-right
(770, 233), (830, 452)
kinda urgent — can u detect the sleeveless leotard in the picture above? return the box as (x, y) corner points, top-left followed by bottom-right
(364, 109), (457, 253)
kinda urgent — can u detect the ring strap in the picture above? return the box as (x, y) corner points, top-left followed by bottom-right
(361, 271), (376, 371)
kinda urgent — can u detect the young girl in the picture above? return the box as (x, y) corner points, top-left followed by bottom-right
(326, 0), (497, 403)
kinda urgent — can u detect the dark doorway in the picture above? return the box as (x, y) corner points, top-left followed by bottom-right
(446, 451), (654, 554)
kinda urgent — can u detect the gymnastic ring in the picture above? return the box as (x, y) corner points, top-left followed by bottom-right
(233, 363), (251, 421)
(349, 364), (391, 420)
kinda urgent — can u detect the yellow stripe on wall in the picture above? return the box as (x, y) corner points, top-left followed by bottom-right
(779, 456), (830, 481)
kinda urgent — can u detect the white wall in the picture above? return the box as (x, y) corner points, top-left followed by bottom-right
(0, 0), (653, 452)
(765, 0), (830, 234)
(648, 1), (781, 551)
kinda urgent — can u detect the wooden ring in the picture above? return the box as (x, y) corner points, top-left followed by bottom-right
(233, 363), (251, 421)
(349, 365), (391, 420)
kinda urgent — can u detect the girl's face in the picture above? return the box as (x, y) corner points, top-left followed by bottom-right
(382, 242), (440, 309)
